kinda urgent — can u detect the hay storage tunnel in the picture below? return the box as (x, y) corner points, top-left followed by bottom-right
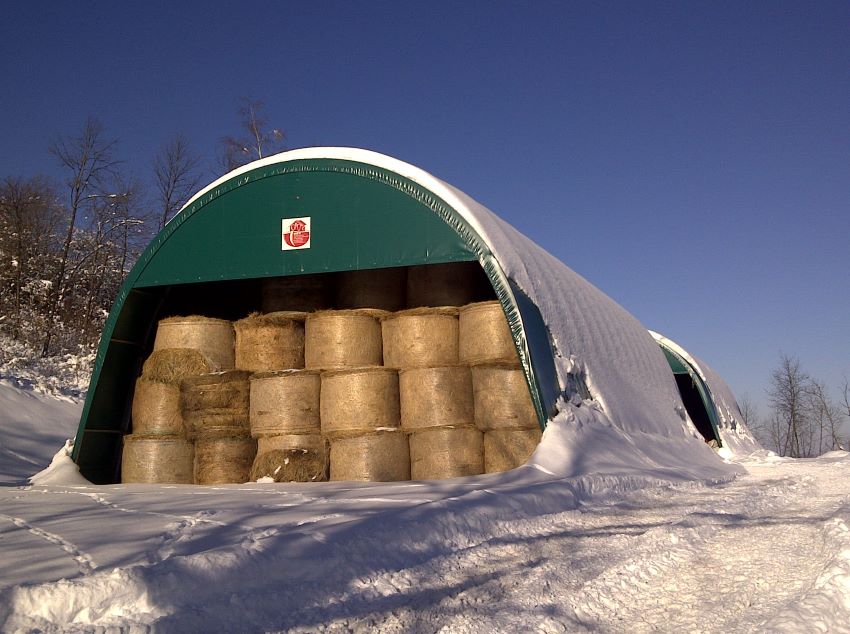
(73, 148), (561, 483)
(74, 147), (754, 483)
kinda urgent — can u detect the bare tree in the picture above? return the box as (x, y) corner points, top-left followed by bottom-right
(219, 97), (285, 173)
(0, 176), (63, 341)
(153, 134), (201, 230)
(71, 176), (149, 344)
(43, 118), (119, 356)
(767, 354), (811, 457)
(805, 379), (846, 452)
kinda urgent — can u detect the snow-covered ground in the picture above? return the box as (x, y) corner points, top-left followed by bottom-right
(1, 382), (849, 633)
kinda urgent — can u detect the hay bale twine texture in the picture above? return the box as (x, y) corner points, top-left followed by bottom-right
(399, 366), (473, 430)
(459, 301), (518, 365)
(153, 316), (235, 371)
(194, 434), (257, 484)
(382, 307), (459, 369)
(484, 428), (542, 473)
(261, 274), (333, 313)
(305, 310), (385, 370)
(329, 432), (410, 481)
(320, 367), (399, 436)
(406, 261), (491, 308)
(251, 434), (328, 482)
(409, 427), (484, 480)
(121, 435), (194, 484)
(472, 364), (539, 431)
(250, 370), (321, 436)
(336, 267), (406, 311)
(234, 312), (306, 372)
(141, 348), (212, 384)
(181, 370), (251, 437)
(131, 379), (184, 436)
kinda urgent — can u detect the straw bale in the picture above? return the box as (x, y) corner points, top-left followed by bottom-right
(382, 307), (459, 369)
(261, 274), (333, 313)
(320, 367), (399, 436)
(406, 261), (490, 308)
(121, 435), (194, 484)
(409, 427), (484, 480)
(251, 434), (328, 482)
(305, 310), (385, 370)
(141, 348), (212, 384)
(181, 370), (251, 437)
(329, 431), (410, 481)
(234, 311), (306, 372)
(471, 364), (539, 430)
(399, 366), (473, 430)
(153, 316), (235, 370)
(336, 268), (406, 311)
(459, 301), (518, 365)
(194, 434), (257, 485)
(250, 370), (321, 436)
(131, 379), (184, 436)
(484, 428), (542, 473)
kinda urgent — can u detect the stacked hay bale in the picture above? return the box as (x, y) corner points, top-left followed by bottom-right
(385, 307), (484, 480)
(321, 367), (409, 481)
(153, 316), (235, 371)
(249, 370), (327, 482)
(122, 346), (215, 483)
(460, 301), (542, 473)
(123, 265), (545, 485)
(183, 370), (255, 484)
(234, 311), (306, 373)
(305, 309), (386, 370)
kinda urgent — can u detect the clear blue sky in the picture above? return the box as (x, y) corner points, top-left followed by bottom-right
(2, 1), (848, 415)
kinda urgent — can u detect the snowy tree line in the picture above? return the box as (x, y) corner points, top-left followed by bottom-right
(742, 354), (849, 457)
(0, 99), (284, 362)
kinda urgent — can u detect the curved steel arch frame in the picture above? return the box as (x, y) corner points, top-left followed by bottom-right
(73, 158), (557, 482)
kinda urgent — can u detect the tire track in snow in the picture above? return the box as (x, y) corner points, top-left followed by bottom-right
(0, 513), (96, 575)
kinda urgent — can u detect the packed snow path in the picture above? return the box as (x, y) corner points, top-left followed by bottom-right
(1, 453), (849, 632)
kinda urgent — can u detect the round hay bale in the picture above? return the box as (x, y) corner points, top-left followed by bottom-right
(250, 370), (321, 436)
(121, 435), (194, 484)
(471, 364), (539, 431)
(484, 428), (542, 473)
(304, 310), (385, 370)
(141, 348), (212, 384)
(194, 434), (257, 485)
(153, 316), (235, 371)
(131, 379), (184, 436)
(336, 268), (406, 311)
(399, 366), (473, 430)
(251, 434), (328, 482)
(181, 370), (251, 437)
(261, 274), (333, 313)
(234, 311), (306, 372)
(320, 367), (399, 436)
(409, 427), (484, 480)
(406, 261), (491, 308)
(382, 307), (459, 369)
(459, 301), (518, 365)
(329, 431), (410, 481)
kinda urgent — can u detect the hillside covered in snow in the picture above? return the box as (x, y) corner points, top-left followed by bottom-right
(1, 381), (849, 632)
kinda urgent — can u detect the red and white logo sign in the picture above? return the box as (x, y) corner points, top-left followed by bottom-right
(281, 217), (311, 250)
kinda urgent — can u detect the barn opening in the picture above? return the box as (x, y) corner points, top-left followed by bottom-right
(658, 345), (721, 446)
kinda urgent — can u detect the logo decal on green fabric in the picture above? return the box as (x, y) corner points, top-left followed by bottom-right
(282, 217), (311, 250)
